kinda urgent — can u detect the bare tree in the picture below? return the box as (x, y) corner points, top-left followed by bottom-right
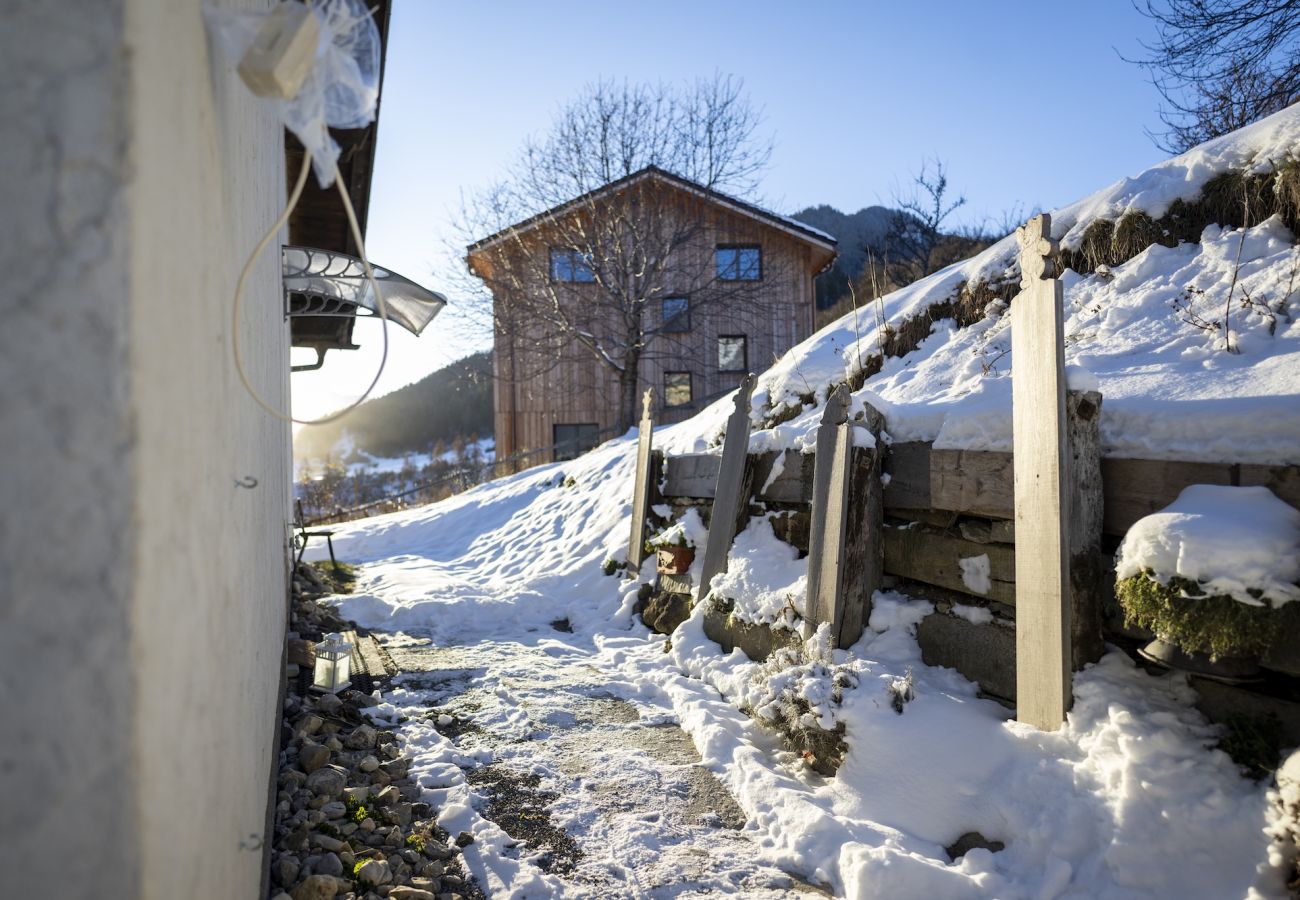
(1128, 0), (1300, 152)
(459, 75), (786, 435)
(885, 158), (967, 283)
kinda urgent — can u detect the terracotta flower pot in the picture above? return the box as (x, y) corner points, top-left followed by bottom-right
(656, 545), (694, 575)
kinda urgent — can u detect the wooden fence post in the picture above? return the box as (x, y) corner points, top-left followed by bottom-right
(627, 388), (657, 571)
(804, 386), (850, 639)
(804, 386), (885, 647)
(1068, 388), (1105, 668)
(697, 374), (756, 603)
(1012, 213), (1072, 730)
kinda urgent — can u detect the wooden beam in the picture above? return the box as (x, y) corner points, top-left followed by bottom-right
(1011, 213), (1071, 731)
(882, 526), (1016, 605)
(697, 375), (756, 603)
(931, 449), (1014, 519)
(663, 453), (720, 499)
(883, 442), (932, 509)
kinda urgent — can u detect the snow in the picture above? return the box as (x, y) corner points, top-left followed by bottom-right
(702, 106), (1300, 466)
(296, 112), (1300, 898)
(951, 602), (993, 626)
(958, 554), (991, 596)
(707, 516), (807, 626)
(1116, 484), (1300, 607)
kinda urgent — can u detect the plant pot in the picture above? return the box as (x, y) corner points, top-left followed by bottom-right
(1137, 637), (1263, 684)
(656, 545), (694, 575)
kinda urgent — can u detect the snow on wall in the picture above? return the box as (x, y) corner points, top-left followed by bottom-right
(1, 3), (291, 897)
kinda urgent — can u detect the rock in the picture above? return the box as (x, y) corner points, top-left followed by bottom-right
(341, 822), (359, 837)
(380, 759), (409, 779)
(283, 825), (310, 851)
(322, 801), (347, 820)
(358, 755), (380, 773)
(299, 742), (331, 774)
(325, 736), (344, 752)
(345, 725), (379, 751)
(945, 831), (1005, 860)
(398, 784), (421, 803)
(369, 770), (392, 788)
(418, 861), (444, 878)
(291, 874), (339, 900)
(310, 833), (344, 853)
(349, 691), (381, 709)
(312, 852), (344, 878)
(384, 829), (403, 848)
(374, 786), (401, 808)
(344, 786), (371, 805)
(281, 770), (308, 791)
(295, 715), (325, 736)
(392, 803), (413, 827)
(454, 832), (474, 848)
(387, 887), (436, 900)
(289, 639), (316, 668)
(306, 766), (348, 798)
(271, 893), (293, 900)
(421, 841), (454, 861)
(273, 854), (301, 887)
(355, 859), (392, 887)
(360, 817), (377, 833)
(315, 692), (343, 717)
(409, 876), (440, 891)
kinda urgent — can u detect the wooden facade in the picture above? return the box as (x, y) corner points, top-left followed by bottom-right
(467, 168), (836, 466)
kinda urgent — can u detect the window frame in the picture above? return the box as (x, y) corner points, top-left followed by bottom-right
(715, 244), (762, 282)
(716, 334), (748, 373)
(661, 296), (691, 333)
(549, 248), (596, 284)
(552, 422), (601, 462)
(663, 371), (693, 408)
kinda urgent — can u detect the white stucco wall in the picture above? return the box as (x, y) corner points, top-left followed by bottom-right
(2, 1), (291, 897)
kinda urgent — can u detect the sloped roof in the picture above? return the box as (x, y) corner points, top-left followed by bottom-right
(465, 165), (838, 258)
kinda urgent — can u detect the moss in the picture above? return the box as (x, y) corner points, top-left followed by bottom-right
(1116, 572), (1283, 659)
(1218, 712), (1283, 780)
(309, 559), (358, 594)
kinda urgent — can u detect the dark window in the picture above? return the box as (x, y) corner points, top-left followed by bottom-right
(717, 335), (747, 372)
(553, 423), (600, 461)
(662, 296), (691, 332)
(716, 245), (761, 281)
(664, 372), (692, 408)
(549, 248), (595, 283)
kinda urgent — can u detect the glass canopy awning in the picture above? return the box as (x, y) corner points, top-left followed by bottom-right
(284, 245), (446, 371)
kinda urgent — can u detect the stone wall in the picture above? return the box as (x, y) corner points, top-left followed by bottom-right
(1, 2), (291, 897)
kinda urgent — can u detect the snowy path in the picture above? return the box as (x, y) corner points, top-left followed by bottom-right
(377, 625), (830, 899)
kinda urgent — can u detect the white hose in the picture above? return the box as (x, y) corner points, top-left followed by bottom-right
(232, 153), (390, 425)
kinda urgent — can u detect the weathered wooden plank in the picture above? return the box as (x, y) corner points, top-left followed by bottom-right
(1100, 458), (1232, 536)
(663, 453), (720, 498)
(698, 375), (756, 603)
(627, 389), (657, 570)
(882, 526), (1016, 605)
(1067, 390), (1106, 670)
(883, 441), (932, 509)
(959, 518), (1015, 544)
(760, 449), (814, 504)
(1011, 214), (1071, 731)
(1241, 464), (1300, 509)
(804, 387), (851, 639)
(838, 436), (884, 648)
(931, 449), (1014, 519)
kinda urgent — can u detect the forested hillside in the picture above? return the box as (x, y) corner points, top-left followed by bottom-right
(294, 351), (493, 460)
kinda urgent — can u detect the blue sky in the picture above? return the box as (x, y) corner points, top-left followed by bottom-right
(292, 0), (1167, 422)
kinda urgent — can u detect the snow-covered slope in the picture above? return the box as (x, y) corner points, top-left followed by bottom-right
(708, 105), (1300, 465)
(304, 111), (1300, 898)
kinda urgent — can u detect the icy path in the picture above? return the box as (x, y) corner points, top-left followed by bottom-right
(375, 625), (830, 899)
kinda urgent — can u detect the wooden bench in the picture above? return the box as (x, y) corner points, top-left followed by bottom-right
(294, 500), (338, 570)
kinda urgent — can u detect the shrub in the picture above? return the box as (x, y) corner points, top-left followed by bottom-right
(1117, 571), (1284, 659)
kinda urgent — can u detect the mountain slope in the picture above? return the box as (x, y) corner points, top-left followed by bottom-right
(294, 351), (493, 460)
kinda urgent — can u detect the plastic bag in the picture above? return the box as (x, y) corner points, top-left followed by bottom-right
(205, 0), (380, 187)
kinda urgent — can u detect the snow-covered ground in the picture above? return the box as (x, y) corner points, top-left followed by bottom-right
(308, 435), (1288, 898)
(303, 111), (1300, 897)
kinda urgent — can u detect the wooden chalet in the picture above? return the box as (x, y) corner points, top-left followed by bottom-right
(467, 166), (837, 467)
